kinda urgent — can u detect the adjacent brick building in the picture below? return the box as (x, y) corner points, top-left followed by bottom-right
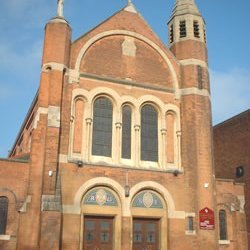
(0, 0), (248, 249)
(214, 109), (250, 249)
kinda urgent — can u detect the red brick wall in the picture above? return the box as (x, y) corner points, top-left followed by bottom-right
(0, 159), (29, 250)
(81, 35), (174, 88)
(216, 180), (248, 250)
(214, 110), (250, 242)
(70, 10), (180, 77)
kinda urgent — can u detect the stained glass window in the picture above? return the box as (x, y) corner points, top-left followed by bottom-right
(92, 97), (113, 157)
(83, 188), (118, 206)
(141, 105), (158, 162)
(219, 209), (227, 240)
(0, 197), (8, 235)
(122, 105), (132, 159)
(132, 191), (163, 209)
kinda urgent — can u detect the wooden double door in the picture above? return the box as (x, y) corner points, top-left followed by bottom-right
(84, 216), (113, 250)
(84, 216), (159, 250)
(133, 218), (159, 250)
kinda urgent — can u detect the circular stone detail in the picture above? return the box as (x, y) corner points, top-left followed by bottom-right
(96, 189), (107, 205)
(143, 192), (153, 208)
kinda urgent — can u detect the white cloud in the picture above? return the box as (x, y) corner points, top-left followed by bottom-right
(210, 68), (250, 125)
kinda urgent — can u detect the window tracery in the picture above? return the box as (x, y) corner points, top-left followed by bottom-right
(69, 89), (181, 171)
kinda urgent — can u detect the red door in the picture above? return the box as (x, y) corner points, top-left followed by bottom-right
(84, 216), (113, 250)
(133, 218), (159, 250)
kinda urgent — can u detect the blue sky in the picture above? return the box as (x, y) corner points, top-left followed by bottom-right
(0, 0), (249, 157)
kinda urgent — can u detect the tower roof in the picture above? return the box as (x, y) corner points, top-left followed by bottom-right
(170, 0), (201, 19)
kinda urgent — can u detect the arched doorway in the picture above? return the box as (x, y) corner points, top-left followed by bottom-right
(80, 186), (122, 250)
(131, 190), (168, 250)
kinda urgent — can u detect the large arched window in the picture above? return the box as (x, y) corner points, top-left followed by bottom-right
(92, 97), (113, 157)
(219, 209), (227, 240)
(0, 197), (8, 235)
(141, 105), (158, 162)
(122, 105), (132, 159)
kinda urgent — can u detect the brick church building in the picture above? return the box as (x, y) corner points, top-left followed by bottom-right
(0, 0), (248, 249)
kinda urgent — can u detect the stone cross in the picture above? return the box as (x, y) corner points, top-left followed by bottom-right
(57, 0), (64, 17)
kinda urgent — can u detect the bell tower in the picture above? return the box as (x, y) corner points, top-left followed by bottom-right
(168, 0), (207, 62)
(168, 0), (209, 90)
(168, 0), (219, 249)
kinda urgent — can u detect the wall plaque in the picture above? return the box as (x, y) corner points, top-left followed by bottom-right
(199, 207), (215, 230)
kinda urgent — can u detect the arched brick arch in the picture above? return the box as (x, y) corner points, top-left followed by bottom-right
(74, 30), (179, 95)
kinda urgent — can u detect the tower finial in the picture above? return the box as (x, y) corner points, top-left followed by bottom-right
(124, 0), (137, 13)
(57, 0), (64, 17)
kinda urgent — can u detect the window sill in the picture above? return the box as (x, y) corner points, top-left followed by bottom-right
(219, 240), (230, 245)
(185, 230), (196, 235)
(0, 235), (11, 241)
(68, 156), (183, 173)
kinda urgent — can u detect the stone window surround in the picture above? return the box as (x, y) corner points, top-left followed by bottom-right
(217, 204), (233, 245)
(219, 240), (230, 245)
(69, 87), (182, 172)
(0, 235), (11, 241)
(185, 212), (196, 235)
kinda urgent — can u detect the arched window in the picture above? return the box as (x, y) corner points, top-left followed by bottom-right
(141, 105), (158, 162)
(219, 209), (227, 240)
(92, 97), (113, 157)
(0, 197), (8, 235)
(122, 105), (132, 159)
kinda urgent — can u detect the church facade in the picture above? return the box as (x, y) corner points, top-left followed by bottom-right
(0, 1), (248, 249)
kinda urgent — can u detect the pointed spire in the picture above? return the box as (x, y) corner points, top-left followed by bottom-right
(171, 0), (201, 17)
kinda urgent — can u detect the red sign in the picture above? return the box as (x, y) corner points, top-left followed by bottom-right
(199, 207), (215, 230)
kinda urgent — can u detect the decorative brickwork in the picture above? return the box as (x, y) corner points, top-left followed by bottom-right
(0, 1), (248, 250)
